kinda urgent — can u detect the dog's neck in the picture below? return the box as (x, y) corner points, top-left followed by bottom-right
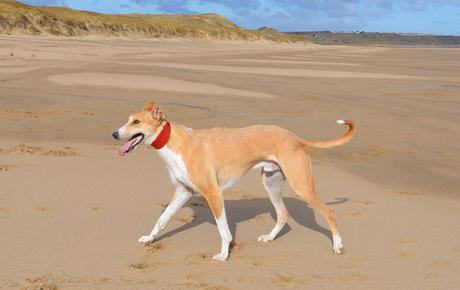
(150, 122), (171, 149)
(145, 122), (190, 152)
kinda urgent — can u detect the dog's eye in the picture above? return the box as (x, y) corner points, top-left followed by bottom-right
(132, 119), (140, 124)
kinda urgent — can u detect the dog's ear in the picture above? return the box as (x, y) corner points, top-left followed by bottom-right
(143, 101), (166, 120)
(143, 101), (157, 112)
(152, 106), (166, 120)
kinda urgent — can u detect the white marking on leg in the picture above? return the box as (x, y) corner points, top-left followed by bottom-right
(212, 207), (232, 261)
(138, 185), (192, 244)
(258, 170), (288, 242)
(333, 234), (344, 254)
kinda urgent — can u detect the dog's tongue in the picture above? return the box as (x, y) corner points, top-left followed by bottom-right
(118, 136), (141, 157)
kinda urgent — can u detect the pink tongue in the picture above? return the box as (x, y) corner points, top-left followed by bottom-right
(118, 136), (141, 157)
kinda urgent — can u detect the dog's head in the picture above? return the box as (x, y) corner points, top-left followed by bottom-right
(112, 101), (167, 156)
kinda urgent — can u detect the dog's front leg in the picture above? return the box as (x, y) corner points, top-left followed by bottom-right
(138, 184), (192, 244)
(202, 189), (232, 261)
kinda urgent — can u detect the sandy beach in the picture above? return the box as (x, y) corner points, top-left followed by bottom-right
(1, 35), (459, 289)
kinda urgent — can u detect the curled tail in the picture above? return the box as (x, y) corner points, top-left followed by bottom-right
(301, 120), (355, 149)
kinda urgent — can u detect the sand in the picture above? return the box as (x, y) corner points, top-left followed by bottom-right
(0, 35), (459, 289)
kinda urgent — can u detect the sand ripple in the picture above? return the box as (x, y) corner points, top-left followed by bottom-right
(48, 72), (275, 98)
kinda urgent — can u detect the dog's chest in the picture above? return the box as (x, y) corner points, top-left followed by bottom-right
(157, 146), (193, 188)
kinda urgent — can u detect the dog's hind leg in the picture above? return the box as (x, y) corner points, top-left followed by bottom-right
(258, 166), (289, 242)
(279, 149), (344, 254)
(138, 184), (192, 244)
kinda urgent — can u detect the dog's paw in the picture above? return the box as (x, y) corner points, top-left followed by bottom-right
(138, 235), (154, 244)
(333, 235), (344, 254)
(212, 252), (228, 262)
(257, 234), (274, 242)
(333, 245), (344, 254)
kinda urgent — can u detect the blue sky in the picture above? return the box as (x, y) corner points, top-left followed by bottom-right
(19, 0), (460, 35)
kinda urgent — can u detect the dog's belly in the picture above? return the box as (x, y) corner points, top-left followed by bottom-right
(218, 161), (281, 191)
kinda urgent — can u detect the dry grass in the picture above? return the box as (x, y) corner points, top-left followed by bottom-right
(0, 0), (305, 42)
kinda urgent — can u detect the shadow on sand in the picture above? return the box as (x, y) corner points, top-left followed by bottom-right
(154, 196), (348, 245)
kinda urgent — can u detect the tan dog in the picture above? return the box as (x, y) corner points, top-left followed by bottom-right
(112, 101), (355, 261)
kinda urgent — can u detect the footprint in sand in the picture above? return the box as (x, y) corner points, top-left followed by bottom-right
(129, 261), (150, 270)
(272, 273), (305, 288)
(0, 164), (15, 172)
(430, 260), (450, 269)
(130, 243), (164, 270)
(392, 190), (418, 196)
(422, 260), (451, 281)
(189, 197), (208, 207)
(232, 243), (267, 266)
(335, 255), (369, 270)
(398, 251), (414, 258)
(90, 207), (103, 212)
(35, 207), (54, 213)
(353, 199), (375, 206)
(337, 271), (368, 283)
(0, 144), (79, 157)
(398, 238), (415, 244)
(185, 253), (211, 264)
(0, 110), (94, 122)
(344, 210), (362, 218)
(0, 207), (11, 213)
(435, 150), (453, 161)
(143, 242), (164, 255)
(183, 275), (230, 290)
(174, 214), (196, 223)
(395, 238), (415, 259)
(22, 275), (58, 290)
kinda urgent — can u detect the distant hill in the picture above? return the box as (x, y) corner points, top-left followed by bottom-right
(288, 31), (460, 46)
(0, 0), (304, 42)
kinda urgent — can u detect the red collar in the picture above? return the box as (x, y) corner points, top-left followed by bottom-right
(151, 122), (171, 150)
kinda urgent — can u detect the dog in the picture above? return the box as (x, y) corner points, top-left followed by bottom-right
(112, 101), (355, 261)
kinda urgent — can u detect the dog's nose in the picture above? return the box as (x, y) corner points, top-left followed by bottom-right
(112, 131), (120, 140)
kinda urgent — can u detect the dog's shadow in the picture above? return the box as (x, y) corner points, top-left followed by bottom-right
(155, 196), (348, 243)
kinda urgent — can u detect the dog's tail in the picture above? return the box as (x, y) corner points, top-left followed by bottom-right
(301, 120), (355, 149)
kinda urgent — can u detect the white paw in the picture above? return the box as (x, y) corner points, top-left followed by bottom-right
(333, 235), (344, 254)
(212, 252), (228, 262)
(138, 235), (154, 244)
(257, 234), (274, 242)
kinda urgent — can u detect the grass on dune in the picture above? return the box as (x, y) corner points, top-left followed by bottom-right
(0, 0), (305, 42)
